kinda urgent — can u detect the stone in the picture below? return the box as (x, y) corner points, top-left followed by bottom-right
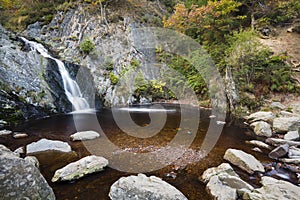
(27, 139), (72, 154)
(201, 163), (238, 183)
(280, 158), (300, 164)
(206, 175), (237, 200)
(223, 149), (265, 174)
(243, 176), (300, 200)
(52, 155), (108, 182)
(218, 174), (254, 191)
(268, 144), (289, 159)
(24, 156), (39, 168)
(252, 147), (262, 153)
(288, 146), (300, 158)
(0, 119), (7, 128)
(265, 138), (300, 146)
(250, 121), (272, 137)
(279, 111), (300, 117)
(270, 102), (286, 110)
(273, 117), (300, 133)
(284, 130), (299, 141)
(290, 102), (300, 114)
(14, 146), (25, 154)
(245, 111), (275, 123)
(13, 132), (28, 139)
(246, 140), (272, 150)
(70, 130), (100, 141)
(0, 129), (12, 135)
(0, 144), (55, 200)
(109, 174), (187, 200)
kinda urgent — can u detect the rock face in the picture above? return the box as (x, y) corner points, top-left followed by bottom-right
(26, 139), (72, 154)
(243, 176), (300, 200)
(224, 149), (265, 174)
(70, 130), (100, 141)
(0, 145), (55, 200)
(109, 173), (187, 200)
(273, 117), (300, 133)
(52, 155), (108, 182)
(250, 121), (272, 137)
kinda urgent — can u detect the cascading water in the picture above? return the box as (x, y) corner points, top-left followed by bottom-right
(20, 37), (90, 111)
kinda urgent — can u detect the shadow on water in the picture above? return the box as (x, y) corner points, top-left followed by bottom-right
(0, 104), (298, 200)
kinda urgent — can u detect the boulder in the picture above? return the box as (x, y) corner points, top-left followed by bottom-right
(70, 130), (100, 141)
(245, 111), (275, 123)
(284, 130), (299, 141)
(265, 138), (300, 147)
(0, 144), (55, 200)
(26, 139), (72, 154)
(109, 174), (187, 200)
(243, 176), (300, 200)
(268, 144), (289, 159)
(0, 129), (12, 135)
(288, 146), (300, 158)
(206, 175), (237, 200)
(223, 149), (265, 174)
(270, 102), (286, 110)
(246, 140), (272, 150)
(52, 155), (108, 182)
(273, 117), (300, 133)
(201, 163), (238, 183)
(250, 121), (272, 137)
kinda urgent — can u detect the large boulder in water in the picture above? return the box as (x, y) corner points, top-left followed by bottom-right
(223, 149), (265, 174)
(109, 173), (187, 200)
(52, 155), (108, 182)
(0, 144), (55, 199)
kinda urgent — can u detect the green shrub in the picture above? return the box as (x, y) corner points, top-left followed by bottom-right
(109, 72), (118, 85)
(80, 38), (95, 54)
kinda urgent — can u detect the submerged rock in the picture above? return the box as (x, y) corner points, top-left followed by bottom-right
(0, 144), (55, 200)
(268, 144), (289, 159)
(224, 149), (265, 174)
(52, 155), (108, 182)
(250, 121), (272, 137)
(70, 130), (100, 141)
(26, 139), (72, 154)
(243, 176), (300, 200)
(273, 117), (300, 133)
(109, 173), (187, 200)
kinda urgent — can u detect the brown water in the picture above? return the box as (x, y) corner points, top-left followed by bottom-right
(0, 104), (298, 200)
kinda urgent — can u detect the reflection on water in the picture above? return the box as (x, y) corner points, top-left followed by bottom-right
(0, 104), (296, 200)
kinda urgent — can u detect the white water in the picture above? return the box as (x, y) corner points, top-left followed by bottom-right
(20, 37), (90, 111)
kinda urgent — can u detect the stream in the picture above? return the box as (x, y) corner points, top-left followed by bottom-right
(0, 104), (297, 200)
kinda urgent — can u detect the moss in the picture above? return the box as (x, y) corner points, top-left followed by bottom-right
(109, 72), (119, 85)
(80, 38), (95, 54)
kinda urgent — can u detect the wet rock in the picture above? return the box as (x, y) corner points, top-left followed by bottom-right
(245, 111), (275, 123)
(0, 144), (55, 200)
(24, 155), (39, 168)
(109, 174), (187, 200)
(27, 139), (72, 154)
(284, 130), (299, 141)
(0, 129), (12, 135)
(273, 117), (300, 133)
(52, 155), (108, 182)
(243, 176), (300, 200)
(201, 163), (238, 183)
(268, 144), (289, 159)
(252, 147), (263, 153)
(270, 102), (286, 110)
(246, 140), (272, 150)
(224, 149), (265, 174)
(70, 130), (100, 141)
(265, 138), (300, 147)
(250, 121), (272, 137)
(280, 158), (300, 165)
(288, 146), (300, 158)
(13, 132), (28, 139)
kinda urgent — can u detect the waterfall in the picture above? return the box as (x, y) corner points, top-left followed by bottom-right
(20, 37), (90, 111)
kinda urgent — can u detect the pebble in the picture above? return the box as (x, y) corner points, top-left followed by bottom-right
(13, 132), (28, 139)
